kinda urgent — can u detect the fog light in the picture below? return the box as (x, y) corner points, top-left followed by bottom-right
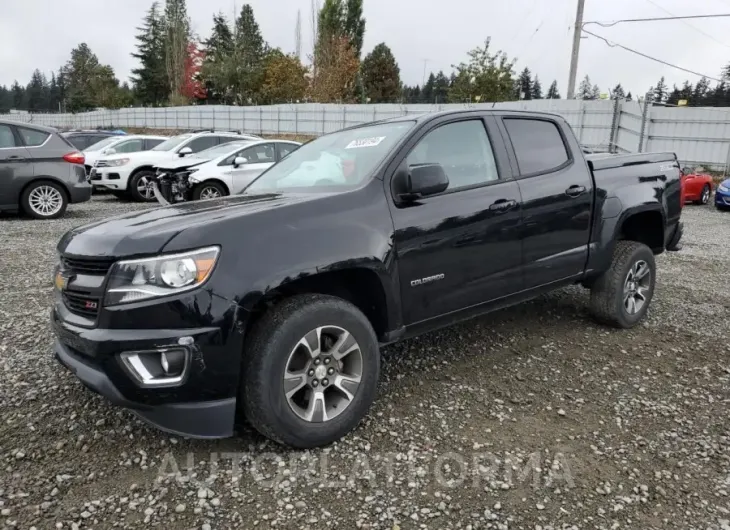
(120, 347), (190, 387)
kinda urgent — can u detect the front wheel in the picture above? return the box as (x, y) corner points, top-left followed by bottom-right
(242, 294), (380, 448)
(21, 181), (68, 219)
(128, 171), (157, 202)
(589, 241), (656, 329)
(192, 181), (227, 201)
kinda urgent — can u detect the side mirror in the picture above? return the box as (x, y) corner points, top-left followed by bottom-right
(178, 146), (193, 157)
(233, 156), (247, 168)
(397, 163), (449, 201)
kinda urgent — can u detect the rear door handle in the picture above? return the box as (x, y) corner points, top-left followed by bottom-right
(565, 185), (587, 198)
(489, 199), (517, 212)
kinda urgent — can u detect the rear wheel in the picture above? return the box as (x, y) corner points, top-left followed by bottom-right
(21, 181), (68, 220)
(128, 170), (157, 202)
(697, 184), (711, 205)
(192, 181), (227, 201)
(242, 294), (380, 448)
(589, 241), (656, 329)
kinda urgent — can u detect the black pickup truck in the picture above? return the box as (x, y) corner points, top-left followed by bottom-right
(51, 110), (683, 448)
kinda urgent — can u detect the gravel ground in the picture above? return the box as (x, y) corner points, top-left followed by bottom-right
(1, 196), (729, 530)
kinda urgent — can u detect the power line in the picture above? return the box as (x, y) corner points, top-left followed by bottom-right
(582, 28), (722, 82)
(640, 0), (730, 49)
(585, 13), (730, 28)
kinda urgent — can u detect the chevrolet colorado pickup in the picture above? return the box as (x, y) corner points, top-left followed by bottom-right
(52, 110), (684, 448)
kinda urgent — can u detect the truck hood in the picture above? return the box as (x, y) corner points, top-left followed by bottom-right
(57, 193), (315, 257)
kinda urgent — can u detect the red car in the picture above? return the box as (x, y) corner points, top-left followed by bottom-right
(681, 168), (713, 205)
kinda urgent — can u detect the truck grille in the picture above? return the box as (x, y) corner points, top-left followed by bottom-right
(61, 256), (116, 275)
(62, 291), (101, 317)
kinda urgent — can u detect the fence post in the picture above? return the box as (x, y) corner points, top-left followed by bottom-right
(373, 107), (377, 122)
(342, 107), (346, 128)
(723, 142), (730, 179)
(295, 106), (299, 135)
(321, 107), (326, 135)
(609, 97), (621, 153)
(277, 107), (281, 135)
(638, 94), (653, 153)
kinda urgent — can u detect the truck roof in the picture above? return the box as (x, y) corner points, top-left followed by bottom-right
(346, 108), (564, 131)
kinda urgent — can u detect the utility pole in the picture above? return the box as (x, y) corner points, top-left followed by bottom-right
(567, 0), (586, 100)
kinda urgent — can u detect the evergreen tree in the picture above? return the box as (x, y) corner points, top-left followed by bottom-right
(0, 85), (11, 113)
(26, 70), (48, 111)
(625, 91), (633, 101)
(164, 0), (191, 103)
(361, 43), (401, 103)
(64, 43), (122, 111)
(591, 84), (601, 100)
(233, 4), (268, 104)
(11, 81), (26, 110)
(132, 2), (168, 106)
(433, 71), (450, 103)
(517, 67), (532, 99)
(653, 76), (668, 103)
(202, 12), (235, 102)
(48, 72), (62, 112)
(546, 80), (560, 99)
(611, 83), (625, 99)
(577, 75), (593, 99)
(691, 77), (710, 106)
(422, 73), (436, 103)
(531, 75), (543, 99)
(710, 81), (727, 107)
(343, 0), (365, 58)
(666, 85), (681, 106)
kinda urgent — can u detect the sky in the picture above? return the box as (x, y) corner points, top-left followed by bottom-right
(1, 0), (730, 98)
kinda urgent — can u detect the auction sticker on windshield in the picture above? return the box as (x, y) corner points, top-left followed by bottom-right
(345, 136), (386, 149)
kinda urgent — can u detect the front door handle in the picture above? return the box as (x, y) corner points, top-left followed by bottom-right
(565, 185), (587, 198)
(5, 155), (25, 161)
(489, 199), (517, 212)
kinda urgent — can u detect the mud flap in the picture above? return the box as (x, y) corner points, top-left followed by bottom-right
(666, 221), (683, 251)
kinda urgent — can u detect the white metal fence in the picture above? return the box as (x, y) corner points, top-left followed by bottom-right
(7, 99), (730, 171)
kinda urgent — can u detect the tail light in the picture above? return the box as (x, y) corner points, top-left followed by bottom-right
(63, 152), (85, 165)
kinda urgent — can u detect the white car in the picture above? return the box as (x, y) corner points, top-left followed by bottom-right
(153, 139), (302, 204)
(83, 135), (168, 177)
(91, 130), (263, 201)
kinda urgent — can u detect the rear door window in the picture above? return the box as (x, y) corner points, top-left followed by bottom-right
(17, 127), (50, 147)
(277, 143), (299, 160)
(145, 138), (164, 150)
(503, 118), (570, 175)
(241, 144), (276, 164)
(0, 125), (17, 148)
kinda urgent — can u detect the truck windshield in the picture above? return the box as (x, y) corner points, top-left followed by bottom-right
(245, 121), (415, 194)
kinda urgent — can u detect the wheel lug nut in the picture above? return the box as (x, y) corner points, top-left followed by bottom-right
(312, 379), (319, 387)
(308, 369), (315, 377)
(328, 367), (335, 375)
(324, 358), (331, 365)
(322, 378), (329, 386)
(314, 358), (321, 365)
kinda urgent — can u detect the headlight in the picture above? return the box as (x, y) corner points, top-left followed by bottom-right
(105, 246), (220, 305)
(103, 158), (130, 167)
(719, 185), (729, 193)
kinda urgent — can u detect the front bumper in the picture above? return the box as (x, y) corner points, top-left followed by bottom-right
(54, 338), (236, 438)
(90, 168), (129, 191)
(51, 284), (245, 438)
(715, 190), (730, 208)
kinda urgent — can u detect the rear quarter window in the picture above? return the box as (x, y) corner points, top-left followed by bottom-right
(503, 118), (570, 176)
(18, 127), (50, 147)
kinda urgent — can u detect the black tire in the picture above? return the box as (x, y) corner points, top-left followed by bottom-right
(21, 181), (68, 220)
(242, 294), (380, 448)
(589, 241), (656, 329)
(697, 184), (711, 205)
(192, 181), (227, 201)
(128, 170), (157, 202)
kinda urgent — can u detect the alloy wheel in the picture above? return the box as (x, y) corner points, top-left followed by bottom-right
(623, 260), (651, 315)
(28, 186), (63, 217)
(702, 187), (711, 204)
(200, 186), (222, 200)
(283, 326), (363, 423)
(137, 176), (155, 200)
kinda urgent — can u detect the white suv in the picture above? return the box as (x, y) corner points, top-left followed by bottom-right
(92, 131), (262, 201)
